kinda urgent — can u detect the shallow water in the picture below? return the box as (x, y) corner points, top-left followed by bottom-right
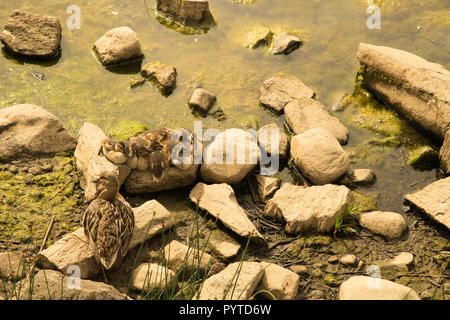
(0, 0), (449, 212)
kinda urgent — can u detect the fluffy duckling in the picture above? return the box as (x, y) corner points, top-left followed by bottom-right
(98, 138), (128, 165)
(83, 172), (135, 274)
(129, 136), (151, 171)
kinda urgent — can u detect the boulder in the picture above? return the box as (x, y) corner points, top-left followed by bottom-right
(290, 128), (350, 185)
(439, 130), (450, 174)
(188, 88), (217, 115)
(357, 43), (450, 140)
(256, 263), (300, 300)
(339, 276), (420, 300)
(359, 211), (407, 239)
(257, 123), (289, 160)
(349, 169), (376, 185)
(0, 252), (25, 280)
(259, 73), (314, 113)
(284, 98), (349, 144)
(0, 10), (61, 59)
(162, 240), (213, 274)
(131, 263), (176, 292)
(140, 61), (177, 94)
(198, 262), (263, 300)
(74, 122), (130, 202)
(37, 200), (176, 279)
(254, 175), (281, 202)
(0, 104), (76, 162)
(200, 129), (260, 184)
(269, 34), (301, 55)
(156, 0), (215, 26)
(94, 26), (143, 66)
(405, 177), (450, 231)
(19, 270), (126, 300)
(264, 183), (353, 234)
(189, 183), (266, 244)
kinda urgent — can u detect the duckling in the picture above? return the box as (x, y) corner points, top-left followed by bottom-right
(129, 136), (151, 171)
(83, 172), (135, 276)
(147, 140), (171, 181)
(98, 138), (128, 165)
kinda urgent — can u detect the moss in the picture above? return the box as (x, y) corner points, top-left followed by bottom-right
(429, 239), (450, 252)
(349, 191), (378, 215)
(408, 146), (439, 170)
(106, 121), (149, 141)
(286, 235), (332, 257)
(155, 10), (215, 36)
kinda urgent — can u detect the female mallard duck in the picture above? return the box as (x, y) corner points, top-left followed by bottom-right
(83, 172), (135, 273)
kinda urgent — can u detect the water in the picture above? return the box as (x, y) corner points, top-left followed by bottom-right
(0, 0), (449, 212)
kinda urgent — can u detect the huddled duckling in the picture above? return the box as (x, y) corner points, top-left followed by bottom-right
(98, 138), (136, 165)
(83, 172), (135, 276)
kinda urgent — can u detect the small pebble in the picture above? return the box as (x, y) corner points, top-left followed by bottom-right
(25, 173), (33, 184)
(340, 254), (357, 266)
(289, 265), (309, 275)
(327, 255), (339, 264)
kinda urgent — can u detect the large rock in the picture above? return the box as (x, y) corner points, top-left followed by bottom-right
(200, 129), (260, 184)
(405, 177), (450, 231)
(0, 104), (76, 162)
(359, 211), (407, 239)
(156, 0), (215, 26)
(131, 263), (176, 292)
(339, 276), (420, 300)
(256, 263), (300, 300)
(0, 252), (25, 280)
(0, 10), (61, 59)
(163, 240), (213, 274)
(94, 26), (143, 66)
(37, 200), (176, 279)
(439, 130), (450, 174)
(189, 183), (266, 244)
(19, 270), (126, 300)
(264, 183), (353, 234)
(74, 122), (130, 202)
(141, 61), (177, 94)
(259, 74), (314, 113)
(198, 262), (263, 300)
(285, 98), (349, 144)
(357, 43), (450, 140)
(290, 128), (350, 185)
(257, 123), (289, 160)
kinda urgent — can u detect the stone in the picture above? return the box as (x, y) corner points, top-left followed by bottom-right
(289, 265), (309, 275)
(254, 175), (281, 202)
(74, 122), (130, 202)
(405, 177), (450, 231)
(141, 61), (177, 94)
(357, 43), (450, 140)
(270, 34), (301, 55)
(208, 238), (241, 260)
(37, 200), (176, 279)
(256, 263), (300, 300)
(0, 104), (76, 162)
(189, 183), (266, 244)
(197, 262), (263, 300)
(94, 26), (143, 66)
(243, 26), (272, 49)
(359, 211), (407, 239)
(200, 129), (260, 184)
(163, 240), (213, 274)
(349, 169), (376, 185)
(0, 252), (25, 280)
(131, 263), (176, 292)
(408, 146), (439, 170)
(257, 123), (289, 160)
(189, 88), (216, 115)
(156, 0), (215, 26)
(379, 252), (414, 269)
(439, 130), (450, 174)
(259, 73), (314, 113)
(19, 270), (126, 300)
(327, 255), (339, 264)
(284, 98), (349, 144)
(339, 276), (420, 300)
(0, 10), (61, 59)
(290, 128), (350, 185)
(264, 183), (353, 234)
(340, 254), (357, 266)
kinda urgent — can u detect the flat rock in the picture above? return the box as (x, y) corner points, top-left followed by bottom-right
(198, 262), (263, 300)
(270, 33), (301, 55)
(141, 61), (177, 94)
(37, 200), (176, 279)
(264, 183), (353, 234)
(200, 129), (260, 184)
(131, 263), (176, 292)
(359, 211), (407, 239)
(289, 265), (309, 275)
(339, 276), (420, 300)
(257, 123), (289, 160)
(189, 88), (217, 115)
(377, 252), (414, 270)
(163, 240), (213, 274)
(285, 98), (349, 144)
(156, 0), (215, 26)
(0, 252), (25, 280)
(340, 254), (357, 266)
(256, 263), (300, 300)
(439, 130), (450, 174)
(405, 177), (450, 231)
(0, 104), (76, 162)
(349, 169), (376, 185)
(94, 26), (143, 66)
(189, 183), (266, 244)
(208, 235), (241, 259)
(0, 10), (61, 59)
(290, 128), (350, 185)
(254, 175), (281, 202)
(259, 73), (314, 113)
(19, 270), (126, 300)
(357, 43), (450, 140)
(74, 122), (130, 202)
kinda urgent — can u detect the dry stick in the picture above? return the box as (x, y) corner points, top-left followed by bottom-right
(49, 177), (73, 200)
(27, 216), (56, 279)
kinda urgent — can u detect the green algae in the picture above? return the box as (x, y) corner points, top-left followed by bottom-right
(106, 121), (149, 141)
(349, 191), (378, 215)
(408, 146), (439, 170)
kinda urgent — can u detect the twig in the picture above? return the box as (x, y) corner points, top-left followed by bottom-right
(49, 177), (73, 200)
(27, 216), (56, 279)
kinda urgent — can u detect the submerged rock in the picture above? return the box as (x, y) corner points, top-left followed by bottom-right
(141, 61), (177, 94)
(0, 10), (62, 59)
(0, 104), (76, 162)
(259, 73), (314, 113)
(439, 130), (450, 174)
(94, 26), (143, 66)
(256, 263), (300, 300)
(257, 123), (289, 160)
(405, 177), (450, 231)
(408, 146), (439, 170)
(269, 33), (301, 55)
(188, 88), (217, 115)
(359, 211), (407, 239)
(156, 0), (215, 26)
(131, 263), (176, 292)
(357, 43), (450, 140)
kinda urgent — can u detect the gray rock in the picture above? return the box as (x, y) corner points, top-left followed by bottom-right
(270, 34), (301, 55)
(156, 0), (215, 26)
(189, 88), (216, 114)
(131, 263), (176, 292)
(439, 130), (450, 174)
(163, 240), (213, 274)
(405, 177), (450, 231)
(377, 252), (414, 269)
(141, 61), (177, 94)
(208, 232), (241, 259)
(259, 73), (314, 113)
(257, 123), (289, 160)
(0, 10), (61, 59)
(254, 174), (281, 202)
(0, 104), (76, 162)
(359, 211), (407, 239)
(349, 169), (376, 185)
(340, 254), (357, 266)
(0, 252), (25, 280)
(256, 263), (300, 300)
